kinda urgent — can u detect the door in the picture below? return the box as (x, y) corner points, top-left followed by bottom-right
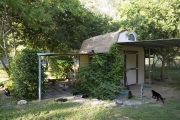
(125, 51), (138, 85)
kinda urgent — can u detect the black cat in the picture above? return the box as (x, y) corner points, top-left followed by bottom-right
(151, 90), (165, 103)
(5, 88), (10, 96)
(55, 98), (67, 102)
(128, 91), (133, 99)
(81, 94), (89, 98)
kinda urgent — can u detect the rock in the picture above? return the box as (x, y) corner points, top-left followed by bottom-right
(114, 99), (123, 105)
(104, 102), (116, 107)
(17, 100), (28, 105)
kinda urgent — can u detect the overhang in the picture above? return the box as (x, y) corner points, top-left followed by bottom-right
(37, 53), (95, 56)
(118, 38), (180, 47)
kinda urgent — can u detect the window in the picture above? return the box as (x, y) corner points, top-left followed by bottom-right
(128, 34), (135, 41)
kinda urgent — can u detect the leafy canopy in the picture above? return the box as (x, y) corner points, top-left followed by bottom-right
(119, 0), (180, 40)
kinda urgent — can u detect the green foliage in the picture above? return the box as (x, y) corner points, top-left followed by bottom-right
(119, 0), (180, 40)
(74, 44), (124, 100)
(0, 0), (115, 53)
(49, 56), (73, 79)
(9, 48), (46, 100)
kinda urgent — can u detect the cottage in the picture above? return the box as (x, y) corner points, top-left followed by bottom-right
(79, 30), (144, 86)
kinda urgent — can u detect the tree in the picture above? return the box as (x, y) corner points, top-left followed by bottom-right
(0, 0), (54, 75)
(40, 0), (114, 52)
(118, 0), (180, 80)
(119, 0), (180, 40)
(0, 1), (16, 75)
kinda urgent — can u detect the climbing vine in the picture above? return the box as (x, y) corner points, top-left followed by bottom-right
(74, 44), (124, 100)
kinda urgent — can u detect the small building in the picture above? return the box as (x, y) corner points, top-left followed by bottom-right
(79, 30), (144, 86)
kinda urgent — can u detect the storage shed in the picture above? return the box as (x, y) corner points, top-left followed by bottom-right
(79, 30), (144, 86)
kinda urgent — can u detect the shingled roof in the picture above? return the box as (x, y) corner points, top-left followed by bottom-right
(79, 31), (120, 54)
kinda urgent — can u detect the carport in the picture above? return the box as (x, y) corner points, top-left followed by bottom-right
(118, 38), (180, 85)
(37, 53), (95, 101)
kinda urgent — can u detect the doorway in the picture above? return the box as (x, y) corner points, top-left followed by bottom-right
(124, 51), (138, 85)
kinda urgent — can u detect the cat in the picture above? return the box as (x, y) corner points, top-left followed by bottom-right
(5, 88), (10, 96)
(81, 94), (89, 98)
(128, 90), (133, 99)
(55, 98), (67, 102)
(151, 90), (165, 103)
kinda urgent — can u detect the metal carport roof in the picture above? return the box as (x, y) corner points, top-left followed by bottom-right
(118, 38), (180, 47)
(37, 53), (96, 56)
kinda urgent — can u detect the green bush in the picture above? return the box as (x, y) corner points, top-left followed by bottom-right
(9, 48), (46, 100)
(49, 56), (73, 78)
(74, 44), (124, 100)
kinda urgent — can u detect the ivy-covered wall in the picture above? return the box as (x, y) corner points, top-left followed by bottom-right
(73, 44), (124, 100)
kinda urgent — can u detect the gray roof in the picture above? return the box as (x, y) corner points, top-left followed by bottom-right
(79, 31), (120, 53)
(79, 29), (180, 54)
(118, 38), (180, 47)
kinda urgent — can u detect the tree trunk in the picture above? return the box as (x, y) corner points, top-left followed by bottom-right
(11, 29), (16, 55)
(173, 60), (178, 68)
(160, 59), (166, 81)
(0, 57), (10, 76)
(4, 3), (16, 56)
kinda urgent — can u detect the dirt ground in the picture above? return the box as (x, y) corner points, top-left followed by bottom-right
(129, 83), (180, 99)
(1, 80), (180, 106)
(41, 80), (180, 106)
(43, 80), (180, 99)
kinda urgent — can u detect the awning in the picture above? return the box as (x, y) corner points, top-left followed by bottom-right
(37, 53), (95, 56)
(118, 38), (180, 47)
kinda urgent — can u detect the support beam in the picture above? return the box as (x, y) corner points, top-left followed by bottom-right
(38, 55), (42, 101)
(148, 48), (151, 84)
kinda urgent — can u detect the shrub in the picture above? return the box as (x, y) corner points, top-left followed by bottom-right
(74, 44), (124, 100)
(49, 56), (73, 78)
(9, 48), (46, 100)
